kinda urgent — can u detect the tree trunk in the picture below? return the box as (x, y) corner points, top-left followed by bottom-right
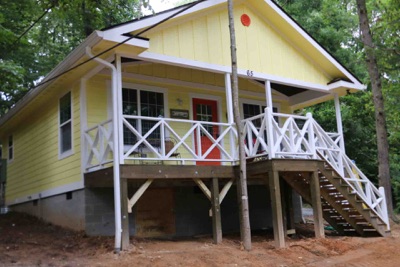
(355, 0), (394, 219)
(227, 0), (252, 250)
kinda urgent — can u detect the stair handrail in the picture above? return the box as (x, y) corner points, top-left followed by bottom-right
(312, 120), (390, 229)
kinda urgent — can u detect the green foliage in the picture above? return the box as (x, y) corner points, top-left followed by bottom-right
(276, 0), (400, 211)
(0, 0), (145, 115)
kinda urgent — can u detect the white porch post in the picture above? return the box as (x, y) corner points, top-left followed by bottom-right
(265, 80), (275, 159)
(116, 55), (124, 164)
(265, 80), (273, 109)
(334, 93), (346, 153)
(225, 73), (236, 160)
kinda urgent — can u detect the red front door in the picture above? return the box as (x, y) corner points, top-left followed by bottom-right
(193, 98), (221, 165)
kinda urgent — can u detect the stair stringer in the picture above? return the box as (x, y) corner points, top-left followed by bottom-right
(280, 171), (346, 235)
(318, 161), (390, 237)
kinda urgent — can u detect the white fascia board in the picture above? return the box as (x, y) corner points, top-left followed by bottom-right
(101, 0), (227, 36)
(237, 69), (330, 92)
(327, 80), (366, 91)
(264, 0), (363, 87)
(0, 31), (103, 128)
(99, 31), (150, 49)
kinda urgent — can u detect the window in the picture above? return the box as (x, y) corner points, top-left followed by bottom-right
(123, 88), (164, 145)
(59, 92), (72, 155)
(243, 103), (278, 125)
(8, 135), (13, 161)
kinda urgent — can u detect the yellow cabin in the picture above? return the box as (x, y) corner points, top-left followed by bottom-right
(0, 0), (390, 252)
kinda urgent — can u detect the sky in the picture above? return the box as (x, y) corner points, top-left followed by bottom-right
(149, 0), (176, 12)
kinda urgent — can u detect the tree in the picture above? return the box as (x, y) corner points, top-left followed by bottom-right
(356, 0), (394, 218)
(227, 0), (251, 251)
(276, 0), (399, 216)
(0, 0), (146, 116)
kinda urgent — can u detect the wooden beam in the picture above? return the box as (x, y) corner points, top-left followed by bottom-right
(211, 178), (222, 244)
(219, 178), (234, 204)
(269, 170), (286, 248)
(120, 178), (130, 250)
(121, 165), (236, 179)
(310, 172), (325, 238)
(193, 178), (211, 201)
(127, 179), (153, 212)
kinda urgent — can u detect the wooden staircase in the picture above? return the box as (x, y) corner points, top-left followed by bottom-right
(281, 160), (390, 237)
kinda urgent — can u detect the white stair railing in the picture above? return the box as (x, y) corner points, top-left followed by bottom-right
(260, 108), (389, 230)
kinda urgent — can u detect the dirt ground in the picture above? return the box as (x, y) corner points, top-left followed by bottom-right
(0, 212), (399, 267)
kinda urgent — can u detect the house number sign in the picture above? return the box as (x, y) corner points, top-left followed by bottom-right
(247, 70), (254, 77)
(170, 109), (189, 119)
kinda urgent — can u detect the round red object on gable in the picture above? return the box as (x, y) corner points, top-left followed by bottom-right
(241, 14), (251, 27)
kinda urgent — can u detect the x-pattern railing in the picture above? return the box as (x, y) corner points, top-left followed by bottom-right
(83, 109), (389, 229)
(84, 119), (113, 171)
(122, 115), (237, 163)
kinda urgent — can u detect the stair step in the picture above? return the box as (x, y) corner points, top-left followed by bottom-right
(362, 228), (378, 232)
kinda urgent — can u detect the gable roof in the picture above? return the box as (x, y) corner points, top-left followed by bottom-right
(101, 0), (364, 87)
(0, 0), (365, 130)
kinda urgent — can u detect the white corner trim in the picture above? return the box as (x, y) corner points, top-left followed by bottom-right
(6, 180), (84, 206)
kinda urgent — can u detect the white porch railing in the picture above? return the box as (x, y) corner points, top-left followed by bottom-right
(242, 107), (389, 229)
(84, 119), (114, 171)
(83, 109), (389, 229)
(121, 115), (237, 163)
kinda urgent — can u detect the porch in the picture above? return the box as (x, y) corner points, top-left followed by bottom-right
(83, 107), (390, 248)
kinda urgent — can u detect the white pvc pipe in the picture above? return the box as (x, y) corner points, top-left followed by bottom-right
(85, 47), (122, 253)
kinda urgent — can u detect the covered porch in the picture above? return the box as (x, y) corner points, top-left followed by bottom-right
(79, 53), (389, 251)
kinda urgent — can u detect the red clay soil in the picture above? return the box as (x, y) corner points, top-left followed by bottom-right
(0, 212), (399, 267)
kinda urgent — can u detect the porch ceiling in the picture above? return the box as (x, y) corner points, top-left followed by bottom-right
(256, 80), (307, 97)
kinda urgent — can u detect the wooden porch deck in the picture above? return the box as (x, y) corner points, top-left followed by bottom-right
(84, 158), (323, 187)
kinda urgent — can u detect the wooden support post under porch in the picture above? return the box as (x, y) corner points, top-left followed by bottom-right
(85, 159), (326, 249)
(310, 171), (325, 238)
(261, 160), (325, 248)
(116, 175), (234, 248)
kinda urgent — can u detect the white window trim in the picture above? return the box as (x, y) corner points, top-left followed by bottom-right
(121, 82), (169, 118)
(121, 82), (168, 152)
(58, 90), (74, 160)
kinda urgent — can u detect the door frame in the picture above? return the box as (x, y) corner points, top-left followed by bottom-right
(189, 94), (224, 162)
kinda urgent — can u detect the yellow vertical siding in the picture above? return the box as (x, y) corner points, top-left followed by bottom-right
(146, 4), (331, 85)
(86, 76), (109, 127)
(5, 85), (82, 203)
